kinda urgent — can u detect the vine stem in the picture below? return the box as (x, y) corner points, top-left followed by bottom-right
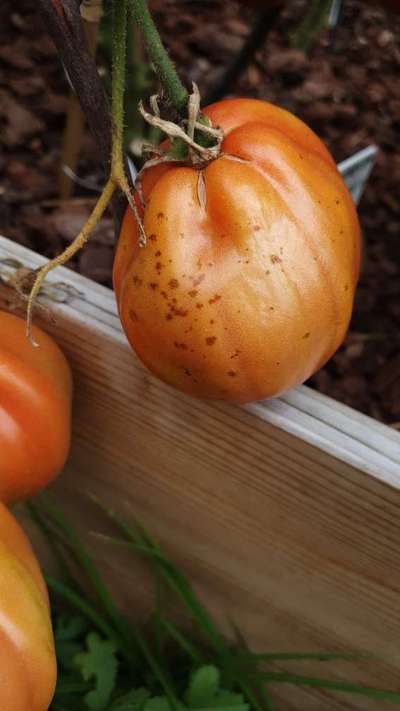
(26, 0), (144, 342)
(129, 0), (188, 114)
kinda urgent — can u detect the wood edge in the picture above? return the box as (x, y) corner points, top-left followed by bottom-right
(1, 234), (399, 487)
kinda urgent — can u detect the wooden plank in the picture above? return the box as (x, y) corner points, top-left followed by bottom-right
(1, 235), (400, 710)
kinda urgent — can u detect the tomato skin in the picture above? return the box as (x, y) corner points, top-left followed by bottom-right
(0, 310), (72, 502)
(0, 503), (56, 710)
(114, 98), (361, 403)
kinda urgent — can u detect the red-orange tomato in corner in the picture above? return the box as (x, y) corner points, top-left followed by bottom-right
(0, 502), (57, 710)
(0, 310), (72, 502)
(114, 98), (361, 403)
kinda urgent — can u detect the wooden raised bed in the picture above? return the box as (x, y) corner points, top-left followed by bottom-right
(1, 230), (400, 710)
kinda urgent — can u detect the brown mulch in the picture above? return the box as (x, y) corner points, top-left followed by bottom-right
(0, 0), (399, 424)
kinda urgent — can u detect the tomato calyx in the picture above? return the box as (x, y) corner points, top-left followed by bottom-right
(138, 83), (224, 172)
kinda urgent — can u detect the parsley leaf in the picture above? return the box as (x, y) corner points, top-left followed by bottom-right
(74, 632), (118, 710)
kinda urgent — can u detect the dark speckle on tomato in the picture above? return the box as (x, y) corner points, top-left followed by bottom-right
(209, 294), (221, 305)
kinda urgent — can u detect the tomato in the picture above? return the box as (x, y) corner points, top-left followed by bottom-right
(0, 502), (56, 710)
(0, 310), (72, 502)
(114, 98), (361, 403)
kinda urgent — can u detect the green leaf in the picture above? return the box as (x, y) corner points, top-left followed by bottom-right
(185, 667), (248, 711)
(187, 667), (220, 708)
(110, 688), (150, 710)
(74, 632), (118, 710)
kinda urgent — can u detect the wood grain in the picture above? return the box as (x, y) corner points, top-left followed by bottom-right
(1, 235), (400, 710)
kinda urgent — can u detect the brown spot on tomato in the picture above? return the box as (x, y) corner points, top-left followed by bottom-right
(270, 254), (282, 264)
(171, 305), (188, 317)
(149, 282), (158, 291)
(206, 336), (216, 346)
(208, 294), (221, 305)
(302, 332), (310, 339)
(132, 275), (142, 287)
(192, 273), (205, 287)
(129, 309), (139, 322)
(149, 234), (157, 241)
(169, 278), (179, 289)
(188, 289), (198, 298)
(227, 370), (237, 377)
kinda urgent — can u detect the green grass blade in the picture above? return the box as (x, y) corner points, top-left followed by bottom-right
(32, 497), (139, 664)
(36, 499), (181, 708)
(259, 672), (400, 702)
(236, 651), (367, 663)
(26, 502), (75, 585)
(160, 618), (204, 664)
(92, 502), (227, 657)
(46, 576), (118, 640)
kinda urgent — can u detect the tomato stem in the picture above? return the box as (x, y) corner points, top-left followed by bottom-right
(25, 0), (148, 341)
(111, 0), (128, 171)
(129, 0), (189, 114)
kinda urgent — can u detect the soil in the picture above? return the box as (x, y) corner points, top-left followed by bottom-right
(0, 0), (399, 425)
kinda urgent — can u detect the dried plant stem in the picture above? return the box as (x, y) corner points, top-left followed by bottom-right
(26, 0), (139, 342)
(59, 4), (101, 199)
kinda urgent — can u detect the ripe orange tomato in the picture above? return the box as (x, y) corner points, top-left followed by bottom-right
(0, 502), (56, 710)
(0, 310), (72, 502)
(114, 98), (361, 403)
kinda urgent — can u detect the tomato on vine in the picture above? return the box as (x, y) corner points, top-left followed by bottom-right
(114, 98), (360, 403)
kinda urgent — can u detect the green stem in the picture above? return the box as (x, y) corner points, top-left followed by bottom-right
(112, 0), (128, 167)
(129, 0), (188, 113)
